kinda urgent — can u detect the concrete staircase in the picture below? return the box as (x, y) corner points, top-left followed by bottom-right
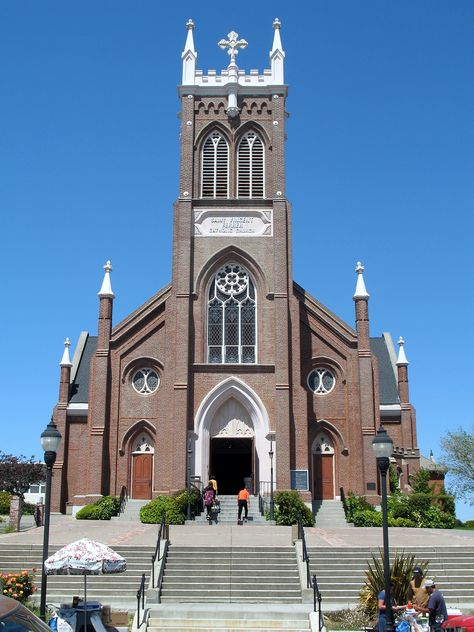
(0, 543), (154, 609)
(191, 494), (268, 525)
(306, 545), (474, 611)
(159, 545), (302, 603)
(312, 500), (349, 528)
(147, 603), (312, 631)
(111, 499), (149, 521)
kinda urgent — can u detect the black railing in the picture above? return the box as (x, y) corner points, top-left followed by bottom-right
(298, 518), (323, 626)
(151, 512), (167, 588)
(118, 485), (128, 515)
(136, 573), (146, 628)
(340, 487), (352, 522)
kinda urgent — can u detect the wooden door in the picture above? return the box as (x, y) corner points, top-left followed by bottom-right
(132, 454), (152, 499)
(313, 454), (334, 500)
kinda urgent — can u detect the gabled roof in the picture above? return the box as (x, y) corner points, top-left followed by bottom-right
(370, 334), (400, 405)
(69, 335), (97, 403)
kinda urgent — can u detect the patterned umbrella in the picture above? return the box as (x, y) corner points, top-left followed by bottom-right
(44, 538), (126, 631)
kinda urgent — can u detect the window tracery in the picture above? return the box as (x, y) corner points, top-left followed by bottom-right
(201, 131), (229, 198)
(207, 263), (256, 364)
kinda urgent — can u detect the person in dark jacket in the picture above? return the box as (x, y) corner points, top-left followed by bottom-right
(416, 579), (448, 632)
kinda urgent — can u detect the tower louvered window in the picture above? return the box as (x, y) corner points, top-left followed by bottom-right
(237, 131), (264, 199)
(207, 263), (257, 364)
(201, 131), (229, 198)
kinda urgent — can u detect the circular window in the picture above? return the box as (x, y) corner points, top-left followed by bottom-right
(132, 368), (160, 394)
(308, 368), (335, 394)
(215, 264), (249, 296)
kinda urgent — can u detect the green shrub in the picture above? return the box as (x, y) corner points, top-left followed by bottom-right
(0, 492), (11, 514)
(389, 464), (399, 494)
(463, 520), (474, 529)
(173, 486), (201, 513)
(346, 492), (376, 520)
(75, 495), (120, 520)
(140, 496), (185, 525)
(406, 493), (432, 515)
(387, 493), (410, 519)
(273, 491), (314, 527)
(435, 493), (455, 516)
(388, 516), (415, 527)
(409, 469), (432, 493)
(352, 510), (382, 527)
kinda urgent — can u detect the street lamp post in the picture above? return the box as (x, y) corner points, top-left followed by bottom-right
(39, 419), (62, 621)
(372, 426), (394, 632)
(269, 438), (274, 521)
(186, 438), (192, 521)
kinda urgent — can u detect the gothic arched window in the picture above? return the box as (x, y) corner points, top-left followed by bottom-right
(237, 131), (264, 199)
(201, 131), (229, 198)
(207, 263), (257, 364)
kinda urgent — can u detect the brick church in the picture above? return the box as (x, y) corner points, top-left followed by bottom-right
(51, 20), (420, 514)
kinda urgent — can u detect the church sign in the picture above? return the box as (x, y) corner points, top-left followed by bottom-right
(194, 209), (273, 237)
(291, 469), (309, 491)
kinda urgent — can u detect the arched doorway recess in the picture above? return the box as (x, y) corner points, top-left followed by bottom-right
(312, 432), (335, 500)
(194, 377), (272, 494)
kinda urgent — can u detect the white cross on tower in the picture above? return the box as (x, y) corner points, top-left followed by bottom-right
(218, 31), (248, 64)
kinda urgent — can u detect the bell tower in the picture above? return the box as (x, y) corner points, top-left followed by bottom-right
(163, 19), (292, 492)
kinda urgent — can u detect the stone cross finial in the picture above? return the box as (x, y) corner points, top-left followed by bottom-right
(186, 18), (194, 30)
(218, 31), (248, 64)
(104, 260), (112, 273)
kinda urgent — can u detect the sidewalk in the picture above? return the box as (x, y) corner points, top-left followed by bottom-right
(1, 514), (474, 548)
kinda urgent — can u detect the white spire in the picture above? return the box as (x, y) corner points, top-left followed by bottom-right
(181, 19), (197, 85)
(98, 260), (115, 299)
(353, 261), (370, 300)
(270, 18), (285, 84)
(60, 337), (73, 367)
(396, 336), (409, 366)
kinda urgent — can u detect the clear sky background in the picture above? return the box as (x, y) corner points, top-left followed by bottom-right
(1, 2), (473, 518)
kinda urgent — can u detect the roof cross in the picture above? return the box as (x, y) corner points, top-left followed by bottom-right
(218, 31), (248, 64)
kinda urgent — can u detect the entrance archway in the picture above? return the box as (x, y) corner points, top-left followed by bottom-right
(193, 377), (272, 492)
(312, 432), (335, 500)
(131, 433), (154, 499)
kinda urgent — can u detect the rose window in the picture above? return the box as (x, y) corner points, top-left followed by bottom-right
(215, 264), (249, 296)
(308, 368), (336, 394)
(132, 369), (160, 394)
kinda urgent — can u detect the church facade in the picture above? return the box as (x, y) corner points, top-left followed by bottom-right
(51, 21), (420, 513)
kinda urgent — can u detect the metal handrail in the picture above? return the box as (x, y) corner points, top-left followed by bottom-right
(118, 485), (128, 515)
(136, 573), (146, 628)
(151, 512), (166, 588)
(298, 518), (323, 624)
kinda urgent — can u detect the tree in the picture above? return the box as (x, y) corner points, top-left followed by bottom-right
(439, 428), (474, 503)
(0, 452), (45, 499)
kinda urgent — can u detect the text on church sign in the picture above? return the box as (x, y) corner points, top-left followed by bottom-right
(194, 209), (273, 237)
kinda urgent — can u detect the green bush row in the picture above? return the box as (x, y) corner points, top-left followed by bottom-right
(347, 489), (456, 529)
(140, 487), (202, 524)
(75, 495), (120, 520)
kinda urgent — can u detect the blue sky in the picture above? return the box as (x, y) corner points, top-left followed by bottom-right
(1, 2), (473, 518)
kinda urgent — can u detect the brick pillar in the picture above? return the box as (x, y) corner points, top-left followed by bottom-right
(51, 339), (72, 512)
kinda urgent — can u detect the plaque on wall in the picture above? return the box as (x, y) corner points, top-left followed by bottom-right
(194, 208), (273, 237)
(290, 469), (309, 491)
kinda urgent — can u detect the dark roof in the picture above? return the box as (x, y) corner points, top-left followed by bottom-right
(370, 336), (400, 405)
(69, 336), (97, 403)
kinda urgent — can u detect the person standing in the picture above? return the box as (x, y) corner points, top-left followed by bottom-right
(209, 474), (218, 497)
(416, 579), (448, 632)
(408, 567), (429, 608)
(202, 483), (215, 523)
(377, 583), (404, 632)
(237, 486), (250, 524)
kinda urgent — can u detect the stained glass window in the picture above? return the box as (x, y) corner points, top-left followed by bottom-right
(308, 368), (336, 394)
(207, 263), (256, 364)
(132, 369), (160, 394)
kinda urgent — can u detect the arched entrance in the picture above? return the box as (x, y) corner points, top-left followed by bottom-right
(312, 432), (335, 500)
(194, 377), (272, 494)
(131, 433), (154, 499)
(209, 397), (255, 494)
